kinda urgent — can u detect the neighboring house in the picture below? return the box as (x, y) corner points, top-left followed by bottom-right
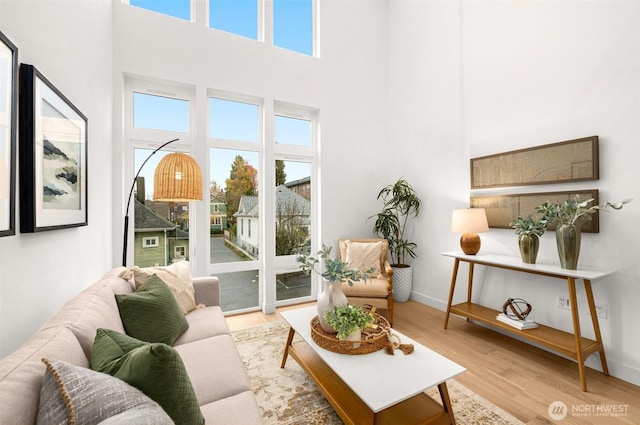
(285, 176), (311, 200)
(234, 185), (311, 258)
(134, 199), (189, 267)
(210, 194), (227, 234)
(233, 195), (259, 257)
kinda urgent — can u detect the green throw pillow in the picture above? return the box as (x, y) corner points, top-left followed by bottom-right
(37, 358), (173, 425)
(91, 328), (204, 425)
(115, 273), (188, 345)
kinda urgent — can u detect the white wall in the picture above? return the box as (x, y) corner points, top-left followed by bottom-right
(0, 0), (113, 357)
(389, 0), (640, 386)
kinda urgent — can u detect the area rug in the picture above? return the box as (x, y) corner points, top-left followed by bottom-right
(232, 321), (524, 425)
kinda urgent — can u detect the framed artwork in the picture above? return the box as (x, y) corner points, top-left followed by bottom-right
(470, 136), (599, 189)
(0, 31), (17, 237)
(19, 64), (88, 232)
(470, 190), (600, 233)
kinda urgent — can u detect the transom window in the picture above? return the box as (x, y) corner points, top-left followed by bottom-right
(125, 0), (316, 56)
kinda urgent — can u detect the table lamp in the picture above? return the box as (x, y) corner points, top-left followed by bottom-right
(450, 208), (489, 255)
(122, 139), (203, 266)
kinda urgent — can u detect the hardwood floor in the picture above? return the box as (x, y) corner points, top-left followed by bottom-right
(226, 300), (640, 425)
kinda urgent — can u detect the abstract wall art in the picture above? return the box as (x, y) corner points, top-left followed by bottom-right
(19, 64), (88, 232)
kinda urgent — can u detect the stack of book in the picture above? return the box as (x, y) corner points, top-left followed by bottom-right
(496, 313), (538, 330)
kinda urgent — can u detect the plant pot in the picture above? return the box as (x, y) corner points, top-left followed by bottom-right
(392, 265), (412, 303)
(556, 224), (581, 270)
(341, 329), (362, 349)
(316, 279), (348, 332)
(518, 234), (539, 264)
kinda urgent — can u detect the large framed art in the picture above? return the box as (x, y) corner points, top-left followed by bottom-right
(0, 31), (17, 237)
(19, 64), (88, 232)
(470, 136), (599, 189)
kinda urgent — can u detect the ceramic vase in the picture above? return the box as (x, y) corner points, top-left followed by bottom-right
(317, 279), (348, 332)
(556, 224), (581, 270)
(518, 234), (539, 264)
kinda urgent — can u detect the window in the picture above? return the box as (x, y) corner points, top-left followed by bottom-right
(274, 0), (313, 56)
(127, 0), (317, 56)
(129, 0), (191, 21)
(175, 245), (186, 257)
(209, 0), (257, 39)
(143, 236), (159, 248)
(126, 80), (194, 269)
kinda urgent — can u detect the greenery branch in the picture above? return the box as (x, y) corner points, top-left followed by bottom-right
(296, 244), (373, 286)
(536, 195), (632, 226)
(510, 216), (547, 237)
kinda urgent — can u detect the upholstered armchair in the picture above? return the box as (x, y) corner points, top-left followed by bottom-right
(338, 239), (394, 326)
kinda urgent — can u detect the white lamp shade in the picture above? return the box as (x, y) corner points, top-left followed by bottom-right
(451, 208), (489, 233)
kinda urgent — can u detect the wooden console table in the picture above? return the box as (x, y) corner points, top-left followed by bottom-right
(442, 251), (613, 391)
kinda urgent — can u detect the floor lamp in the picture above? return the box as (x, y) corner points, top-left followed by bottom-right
(122, 139), (203, 266)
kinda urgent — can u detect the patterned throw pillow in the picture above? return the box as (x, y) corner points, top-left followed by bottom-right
(115, 273), (189, 345)
(120, 261), (201, 314)
(345, 240), (383, 277)
(36, 358), (173, 425)
(91, 329), (204, 425)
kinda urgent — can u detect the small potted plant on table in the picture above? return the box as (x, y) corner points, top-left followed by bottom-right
(510, 216), (547, 264)
(323, 304), (375, 348)
(297, 244), (374, 332)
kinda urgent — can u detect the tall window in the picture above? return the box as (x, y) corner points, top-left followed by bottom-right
(209, 96), (261, 312)
(126, 80), (194, 268)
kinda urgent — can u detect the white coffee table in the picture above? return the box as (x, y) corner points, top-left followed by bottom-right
(280, 306), (466, 425)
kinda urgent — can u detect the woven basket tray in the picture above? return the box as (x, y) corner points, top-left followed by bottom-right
(310, 313), (391, 355)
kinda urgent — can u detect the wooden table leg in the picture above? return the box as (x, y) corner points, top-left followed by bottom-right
(443, 259), (460, 329)
(567, 277), (587, 391)
(438, 382), (456, 425)
(465, 263), (474, 323)
(280, 327), (296, 368)
(584, 279), (609, 376)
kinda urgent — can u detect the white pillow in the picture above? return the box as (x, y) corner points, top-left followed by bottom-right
(344, 240), (383, 277)
(120, 261), (202, 314)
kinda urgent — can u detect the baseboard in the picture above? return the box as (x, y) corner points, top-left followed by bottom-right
(407, 290), (640, 388)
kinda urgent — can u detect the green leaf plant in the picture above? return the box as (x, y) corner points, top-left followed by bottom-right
(323, 304), (375, 340)
(536, 195), (632, 226)
(296, 244), (374, 286)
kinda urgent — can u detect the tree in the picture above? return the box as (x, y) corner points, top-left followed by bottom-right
(275, 190), (309, 256)
(276, 160), (286, 185)
(225, 155), (257, 219)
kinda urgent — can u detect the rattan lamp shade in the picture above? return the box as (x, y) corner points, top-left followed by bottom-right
(153, 152), (203, 201)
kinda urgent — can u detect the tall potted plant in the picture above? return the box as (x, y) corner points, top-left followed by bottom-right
(537, 196), (631, 270)
(370, 179), (422, 302)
